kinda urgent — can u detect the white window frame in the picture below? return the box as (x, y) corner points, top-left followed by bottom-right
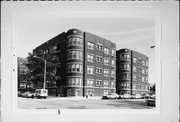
(104, 47), (110, 55)
(104, 80), (110, 88)
(111, 60), (115, 67)
(111, 81), (115, 88)
(104, 69), (110, 77)
(111, 70), (116, 78)
(104, 57), (110, 66)
(87, 53), (94, 62)
(87, 79), (94, 86)
(96, 67), (103, 74)
(111, 49), (116, 56)
(96, 55), (103, 63)
(96, 43), (103, 51)
(87, 66), (94, 75)
(96, 80), (102, 86)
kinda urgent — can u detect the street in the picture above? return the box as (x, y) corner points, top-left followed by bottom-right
(18, 97), (155, 109)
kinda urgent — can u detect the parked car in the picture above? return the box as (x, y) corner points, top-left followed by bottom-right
(146, 99), (155, 106)
(18, 91), (23, 97)
(21, 92), (33, 98)
(142, 94), (151, 99)
(132, 94), (142, 99)
(102, 93), (119, 99)
(119, 95), (124, 99)
(121, 94), (131, 99)
(35, 89), (48, 99)
(150, 94), (156, 99)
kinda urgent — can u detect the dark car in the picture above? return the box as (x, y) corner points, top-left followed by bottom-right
(146, 99), (155, 106)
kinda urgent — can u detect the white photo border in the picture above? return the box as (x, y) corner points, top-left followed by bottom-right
(2, 2), (179, 122)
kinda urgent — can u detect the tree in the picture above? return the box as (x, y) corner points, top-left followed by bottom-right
(149, 84), (155, 95)
(25, 51), (60, 89)
(17, 57), (29, 91)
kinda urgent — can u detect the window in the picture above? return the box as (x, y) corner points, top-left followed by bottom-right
(120, 73), (130, 80)
(87, 66), (94, 74)
(87, 89), (95, 96)
(133, 74), (137, 81)
(120, 54), (130, 61)
(52, 46), (57, 51)
(67, 89), (71, 96)
(142, 77), (145, 82)
(67, 64), (83, 73)
(104, 69), (110, 77)
(133, 58), (137, 63)
(87, 54), (94, 62)
(67, 37), (83, 47)
(104, 90), (110, 95)
(87, 42), (94, 50)
(146, 61), (149, 66)
(67, 50), (83, 60)
(96, 80), (102, 86)
(121, 64), (130, 70)
(96, 55), (103, 62)
(111, 70), (115, 78)
(112, 49), (116, 56)
(111, 60), (115, 67)
(137, 67), (142, 73)
(133, 84), (136, 89)
(142, 69), (145, 74)
(67, 77), (82, 86)
(124, 74), (130, 80)
(133, 66), (137, 72)
(96, 67), (103, 74)
(142, 60), (145, 65)
(87, 79), (94, 86)
(104, 80), (110, 88)
(127, 83), (130, 89)
(145, 69), (148, 74)
(137, 75), (142, 81)
(104, 58), (110, 66)
(111, 81), (115, 88)
(96, 43), (103, 51)
(104, 47), (110, 55)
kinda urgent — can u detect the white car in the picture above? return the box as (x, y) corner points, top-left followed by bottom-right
(133, 94), (142, 99)
(22, 92), (33, 98)
(35, 89), (48, 99)
(102, 93), (119, 99)
(121, 94), (131, 99)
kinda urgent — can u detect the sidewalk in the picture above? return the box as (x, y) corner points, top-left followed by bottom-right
(47, 96), (102, 100)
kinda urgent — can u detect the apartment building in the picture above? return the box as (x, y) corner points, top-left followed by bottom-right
(33, 29), (116, 97)
(116, 49), (149, 95)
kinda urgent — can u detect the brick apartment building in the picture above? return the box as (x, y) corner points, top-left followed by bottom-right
(116, 49), (150, 95)
(33, 29), (116, 97)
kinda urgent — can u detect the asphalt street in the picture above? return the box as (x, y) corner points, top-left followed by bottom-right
(18, 97), (155, 109)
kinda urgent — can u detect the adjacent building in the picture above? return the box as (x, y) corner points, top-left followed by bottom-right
(33, 29), (116, 97)
(116, 49), (149, 95)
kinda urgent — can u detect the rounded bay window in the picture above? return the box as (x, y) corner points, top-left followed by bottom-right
(65, 29), (84, 97)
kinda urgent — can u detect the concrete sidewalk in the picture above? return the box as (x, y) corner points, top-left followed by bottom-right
(47, 96), (102, 100)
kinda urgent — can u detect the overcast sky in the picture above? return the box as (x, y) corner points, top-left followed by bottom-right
(13, 11), (156, 84)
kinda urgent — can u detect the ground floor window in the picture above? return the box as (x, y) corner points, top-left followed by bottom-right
(120, 91), (124, 95)
(86, 89), (95, 96)
(67, 89), (71, 96)
(75, 89), (80, 96)
(104, 90), (110, 95)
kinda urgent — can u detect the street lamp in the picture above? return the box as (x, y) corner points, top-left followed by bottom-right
(33, 55), (46, 89)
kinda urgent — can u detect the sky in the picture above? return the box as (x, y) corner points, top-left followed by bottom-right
(13, 11), (156, 84)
